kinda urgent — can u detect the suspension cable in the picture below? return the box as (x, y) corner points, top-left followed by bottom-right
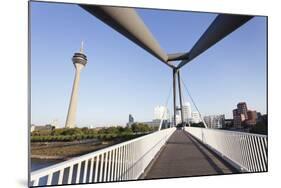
(158, 84), (173, 131)
(180, 77), (208, 128)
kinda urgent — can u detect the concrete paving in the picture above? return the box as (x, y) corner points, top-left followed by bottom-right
(144, 129), (237, 179)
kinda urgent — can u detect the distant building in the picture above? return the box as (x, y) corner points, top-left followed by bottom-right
(137, 105), (171, 129)
(232, 102), (258, 128)
(154, 106), (170, 120)
(204, 115), (225, 129)
(224, 119), (234, 128)
(175, 103), (192, 124)
(233, 109), (242, 128)
(126, 114), (134, 127)
(246, 110), (257, 126)
(237, 102), (248, 119)
(31, 124), (55, 132)
(129, 114), (134, 123)
(191, 111), (201, 123)
(140, 119), (170, 129)
(182, 102), (192, 122)
(175, 114), (181, 125)
(140, 119), (160, 128)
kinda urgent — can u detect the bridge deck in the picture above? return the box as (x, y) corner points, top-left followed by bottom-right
(143, 129), (237, 179)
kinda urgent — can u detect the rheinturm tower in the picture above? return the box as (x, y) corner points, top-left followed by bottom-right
(65, 42), (88, 128)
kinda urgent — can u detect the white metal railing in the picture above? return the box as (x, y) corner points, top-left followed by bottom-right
(184, 127), (267, 172)
(30, 128), (176, 186)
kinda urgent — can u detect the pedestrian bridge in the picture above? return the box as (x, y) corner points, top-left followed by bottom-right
(29, 4), (267, 187)
(30, 127), (267, 187)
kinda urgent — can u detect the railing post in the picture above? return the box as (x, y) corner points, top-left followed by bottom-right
(83, 159), (89, 183)
(68, 165), (73, 184)
(247, 136), (257, 171)
(111, 149), (116, 181)
(250, 136), (260, 171)
(245, 135), (252, 171)
(132, 142), (136, 179)
(122, 145), (127, 180)
(107, 150), (112, 182)
(47, 173), (53, 185)
(113, 148), (118, 181)
(89, 158), (94, 182)
(94, 155), (100, 183)
(119, 146), (123, 180)
(238, 135), (247, 170)
(103, 152), (108, 182)
(58, 169), (64, 184)
(254, 136), (263, 171)
(99, 153), (104, 182)
(128, 143), (132, 180)
(258, 137), (266, 171)
(76, 162), (81, 183)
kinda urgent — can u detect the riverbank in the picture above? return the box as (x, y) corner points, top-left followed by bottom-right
(30, 136), (138, 160)
(31, 139), (116, 160)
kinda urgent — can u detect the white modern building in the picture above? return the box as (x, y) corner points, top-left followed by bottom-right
(182, 102), (192, 122)
(154, 105), (170, 120)
(204, 115), (225, 129)
(176, 114), (181, 125)
(191, 111), (201, 123)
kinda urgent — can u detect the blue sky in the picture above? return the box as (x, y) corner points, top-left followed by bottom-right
(30, 2), (267, 127)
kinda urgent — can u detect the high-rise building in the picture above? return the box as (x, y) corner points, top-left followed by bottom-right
(204, 115), (225, 129)
(233, 109), (242, 128)
(154, 106), (170, 120)
(237, 102), (248, 119)
(182, 102), (192, 122)
(246, 110), (257, 125)
(129, 114), (134, 123)
(65, 42), (88, 128)
(127, 114), (134, 127)
(233, 102), (258, 128)
(191, 111), (201, 123)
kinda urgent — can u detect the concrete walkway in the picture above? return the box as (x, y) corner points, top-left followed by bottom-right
(144, 129), (237, 179)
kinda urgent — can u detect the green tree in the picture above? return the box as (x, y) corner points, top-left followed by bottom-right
(190, 122), (205, 128)
(250, 122), (268, 135)
(131, 123), (152, 133)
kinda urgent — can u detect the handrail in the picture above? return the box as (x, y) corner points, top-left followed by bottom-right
(184, 127), (267, 172)
(30, 127), (176, 186)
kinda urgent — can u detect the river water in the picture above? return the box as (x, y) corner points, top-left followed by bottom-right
(31, 158), (64, 171)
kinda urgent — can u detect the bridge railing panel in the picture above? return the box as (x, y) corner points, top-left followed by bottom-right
(30, 127), (176, 187)
(184, 127), (267, 172)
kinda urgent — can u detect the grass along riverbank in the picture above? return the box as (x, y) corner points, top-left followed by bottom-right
(31, 140), (114, 159)
(31, 125), (156, 159)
